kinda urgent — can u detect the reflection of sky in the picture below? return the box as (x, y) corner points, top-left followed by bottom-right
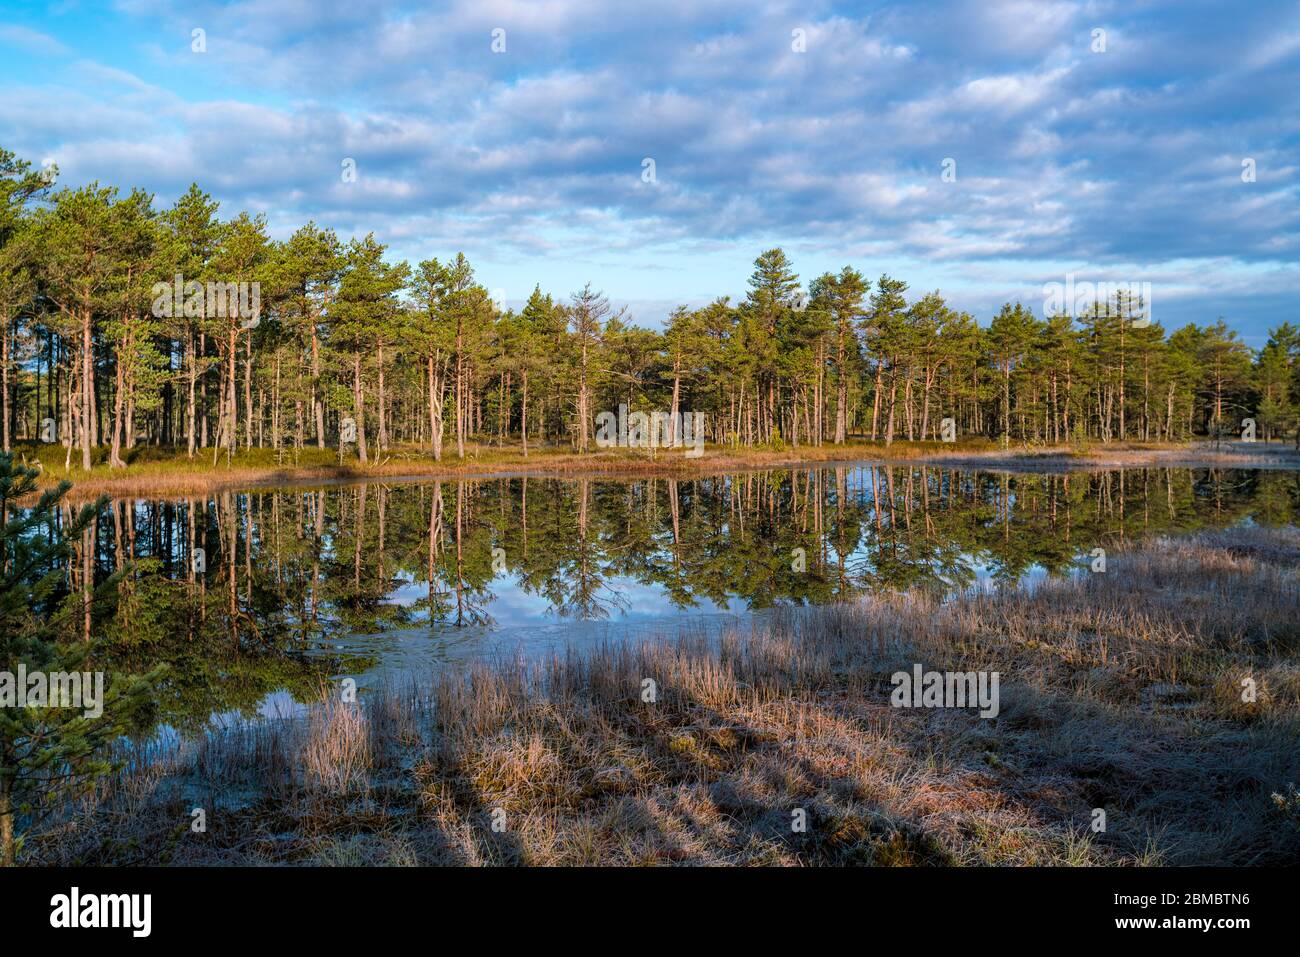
(383, 570), (744, 623)
(332, 569), (754, 689)
(153, 556), (1066, 730)
(167, 549), (1057, 730)
(322, 545), (1073, 691)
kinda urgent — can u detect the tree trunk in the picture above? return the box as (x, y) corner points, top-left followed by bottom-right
(377, 343), (388, 453)
(0, 778), (14, 866)
(272, 352), (281, 449)
(428, 354), (445, 461)
(1, 319), (10, 453)
(870, 366), (883, 441)
(186, 329), (197, 456)
(669, 367), (680, 445)
(243, 336), (254, 450)
(521, 369), (529, 457)
(81, 306), (93, 470)
(354, 353), (368, 463)
(577, 340), (590, 452)
(313, 327), (325, 448)
(455, 327), (465, 459)
(109, 327), (127, 468)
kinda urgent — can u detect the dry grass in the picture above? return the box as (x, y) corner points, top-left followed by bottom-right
(20, 436), (1298, 501)
(22, 438), (1004, 500)
(919, 440), (1300, 473)
(25, 524), (1300, 866)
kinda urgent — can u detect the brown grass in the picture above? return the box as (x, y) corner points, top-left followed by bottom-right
(26, 524), (1300, 866)
(21, 439), (969, 500)
(20, 437), (1299, 501)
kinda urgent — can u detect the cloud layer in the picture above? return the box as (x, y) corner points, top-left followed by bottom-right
(1, 0), (1297, 340)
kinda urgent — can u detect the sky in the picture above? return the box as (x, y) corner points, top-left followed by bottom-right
(1, 0), (1297, 344)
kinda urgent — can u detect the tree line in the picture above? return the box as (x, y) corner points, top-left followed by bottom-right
(2, 146), (1297, 469)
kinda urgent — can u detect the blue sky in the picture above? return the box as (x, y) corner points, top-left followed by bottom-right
(1, 0), (1298, 344)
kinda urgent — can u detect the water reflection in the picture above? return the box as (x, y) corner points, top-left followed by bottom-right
(32, 465), (1300, 731)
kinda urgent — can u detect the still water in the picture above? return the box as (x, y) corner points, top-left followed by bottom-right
(42, 464), (1300, 733)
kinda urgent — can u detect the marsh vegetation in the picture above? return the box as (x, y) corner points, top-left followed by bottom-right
(25, 523), (1300, 866)
(7, 459), (1300, 865)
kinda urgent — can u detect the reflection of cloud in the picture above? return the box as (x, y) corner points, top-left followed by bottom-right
(1, 0), (1297, 335)
(378, 569), (738, 627)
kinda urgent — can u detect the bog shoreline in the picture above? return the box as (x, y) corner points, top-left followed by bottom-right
(15, 438), (1299, 500)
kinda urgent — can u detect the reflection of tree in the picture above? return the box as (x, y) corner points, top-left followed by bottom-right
(552, 479), (626, 620)
(43, 463), (1289, 734)
(1248, 470), (1300, 526)
(412, 481), (494, 626)
(447, 481), (493, 626)
(84, 491), (361, 734)
(315, 483), (408, 636)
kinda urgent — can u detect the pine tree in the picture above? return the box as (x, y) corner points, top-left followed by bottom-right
(1255, 324), (1299, 442)
(568, 283), (619, 451)
(987, 302), (1038, 446)
(0, 143), (1288, 459)
(0, 148), (51, 454)
(863, 275), (910, 445)
(743, 249), (799, 444)
(811, 267), (867, 444)
(330, 235), (409, 463)
(161, 184), (222, 457)
(1198, 319), (1254, 438)
(278, 223), (343, 450)
(0, 453), (160, 864)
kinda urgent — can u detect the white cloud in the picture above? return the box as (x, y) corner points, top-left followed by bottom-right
(0, 0), (1293, 335)
(0, 24), (70, 56)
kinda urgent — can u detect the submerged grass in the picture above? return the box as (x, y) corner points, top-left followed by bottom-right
(26, 524), (1300, 866)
